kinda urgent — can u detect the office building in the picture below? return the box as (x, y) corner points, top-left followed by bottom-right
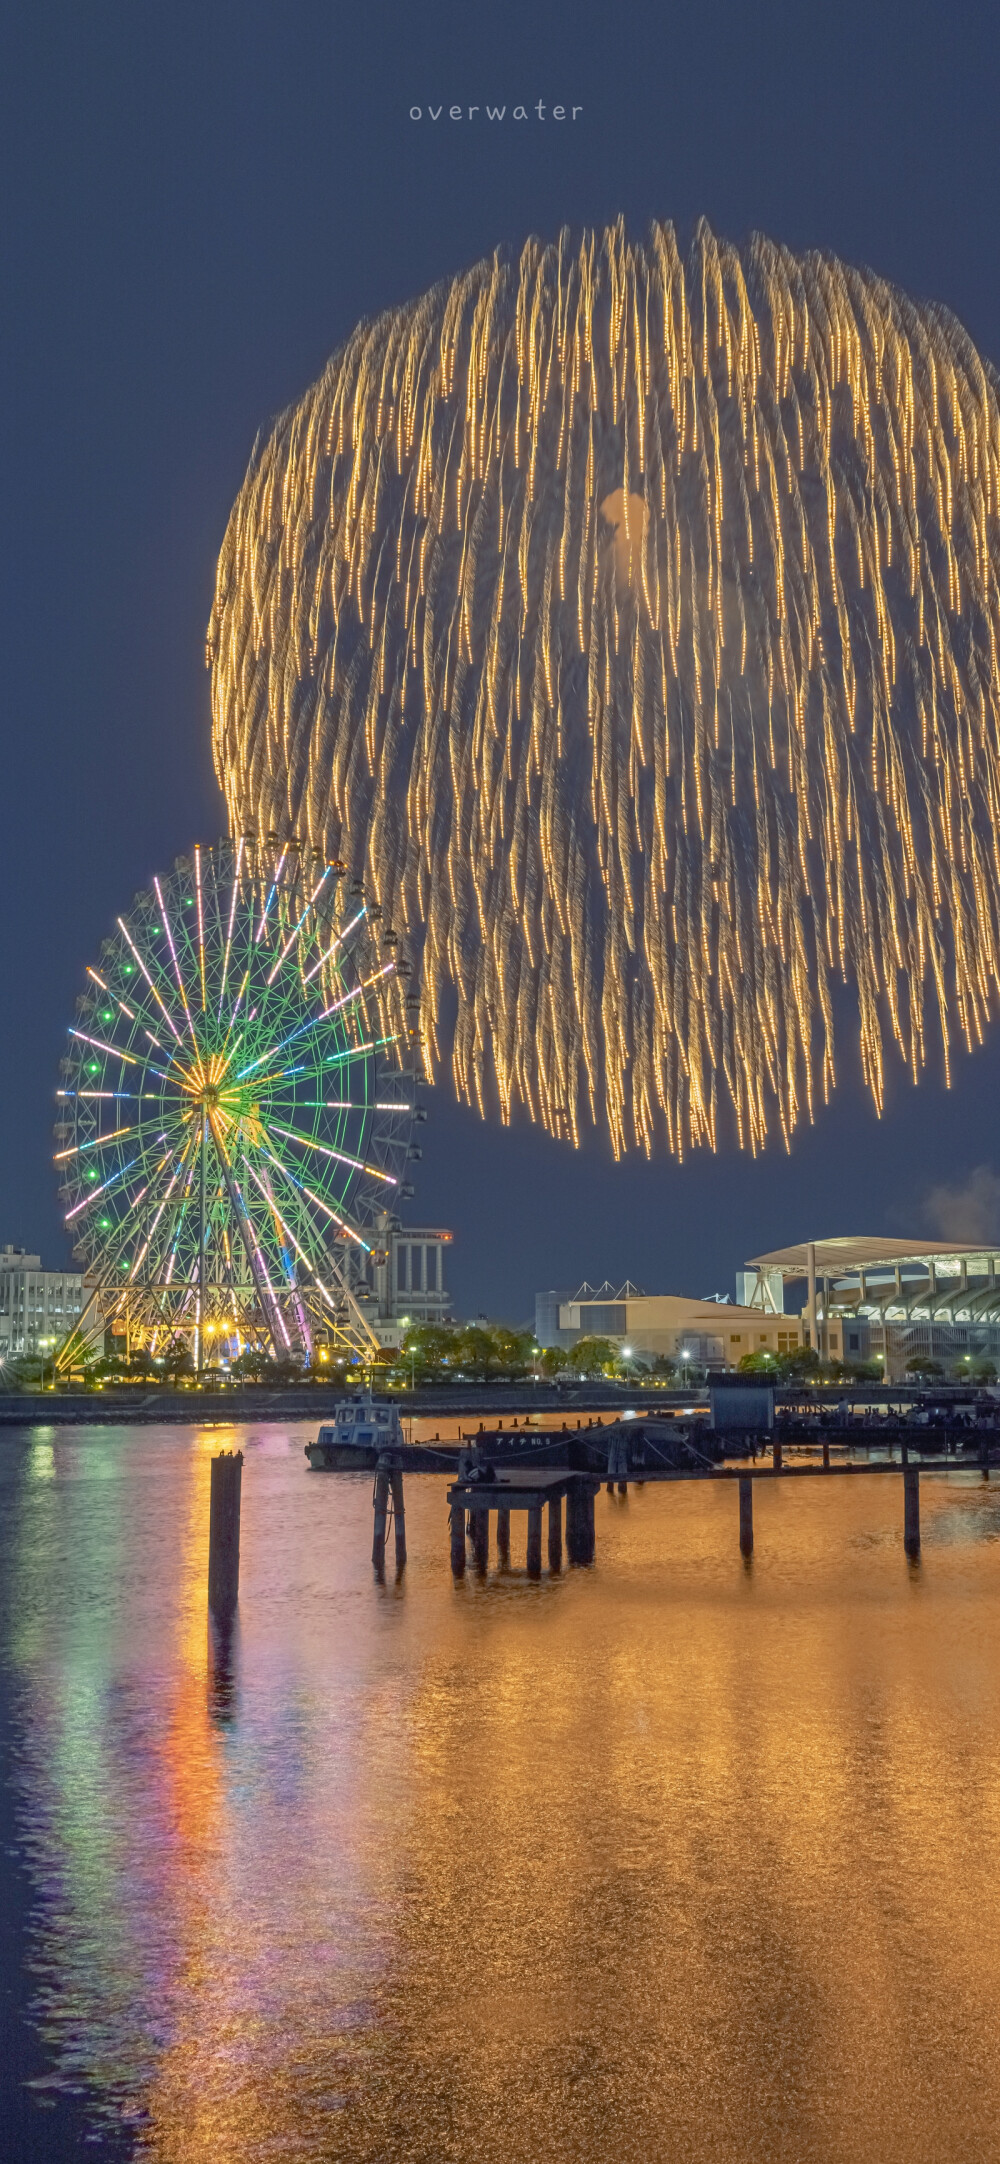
(0, 1247), (84, 1360)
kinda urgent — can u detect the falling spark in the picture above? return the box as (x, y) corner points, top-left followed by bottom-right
(209, 217), (1000, 1157)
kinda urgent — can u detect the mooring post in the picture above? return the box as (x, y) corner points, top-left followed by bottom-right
(739, 1474), (753, 1558)
(772, 1435), (783, 1474)
(449, 1499), (466, 1577)
(526, 1502), (542, 1577)
(617, 1439), (628, 1497)
(208, 1450), (243, 1617)
(981, 1433), (991, 1481)
(471, 1508), (489, 1572)
(497, 1505), (511, 1565)
(903, 1465), (920, 1559)
(372, 1457), (390, 1574)
(548, 1493), (562, 1572)
(822, 1437), (830, 1471)
(389, 1469), (406, 1570)
(566, 1480), (595, 1565)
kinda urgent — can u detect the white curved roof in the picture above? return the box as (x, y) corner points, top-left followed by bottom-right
(748, 1237), (1000, 1276)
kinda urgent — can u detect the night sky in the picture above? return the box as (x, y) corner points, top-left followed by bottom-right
(4, 0), (1000, 1323)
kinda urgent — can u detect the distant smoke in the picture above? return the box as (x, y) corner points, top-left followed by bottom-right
(922, 1165), (1000, 1244)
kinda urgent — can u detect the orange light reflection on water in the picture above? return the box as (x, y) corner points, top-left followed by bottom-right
(7, 1430), (1000, 2164)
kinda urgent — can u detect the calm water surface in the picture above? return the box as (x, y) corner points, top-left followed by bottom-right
(3, 1421), (1000, 2162)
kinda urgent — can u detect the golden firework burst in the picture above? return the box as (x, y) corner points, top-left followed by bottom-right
(208, 218), (1000, 1157)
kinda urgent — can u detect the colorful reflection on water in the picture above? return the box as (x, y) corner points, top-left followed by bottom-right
(4, 1423), (1000, 2161)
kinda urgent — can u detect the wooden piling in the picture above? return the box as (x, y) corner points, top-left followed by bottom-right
(526, 1503), (542, 1577)
(372, 1460), (390, 1573)
(497, 1505), (511, 1565)
(389, 1470), (406, 1570)
(822, 1437), (830, 1471)
(569, 1482), (596, 1566)
(547, 1494), (562, 1572)
(903, 1465), (920, 1559)
(471, 1508), (489, 1572)
(565, 1483), (584, 1564)
(772, 1436), (783, 1474)
(739, 1474), (753, 1558)
(208, 1451), (243, 1617)
(450, 1500), (466, 1577)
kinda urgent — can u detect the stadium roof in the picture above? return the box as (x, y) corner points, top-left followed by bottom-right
(747, 1237), (1000, 1277)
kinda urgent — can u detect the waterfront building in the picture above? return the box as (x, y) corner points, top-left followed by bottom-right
(535, 1282), (803, 1368)
(346, 1217), (453, 1351)
(0, 1246), (83, 1360)
(743, 1237), (1000, 1374)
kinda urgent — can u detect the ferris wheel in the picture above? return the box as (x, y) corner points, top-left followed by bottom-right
(55, 839), (421, 1367)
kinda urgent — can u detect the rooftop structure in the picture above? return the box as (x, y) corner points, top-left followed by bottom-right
(743, 1238), (1000, 1377)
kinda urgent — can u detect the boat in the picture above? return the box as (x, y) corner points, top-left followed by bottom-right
(305, 1392), (407, 1470)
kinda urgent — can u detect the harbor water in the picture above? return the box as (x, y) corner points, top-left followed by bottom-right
(3, 1420), (1000, 2162)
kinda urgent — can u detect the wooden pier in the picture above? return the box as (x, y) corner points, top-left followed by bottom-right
(446, 1470), (599, 1577)
(213, 1433), (997, 1612)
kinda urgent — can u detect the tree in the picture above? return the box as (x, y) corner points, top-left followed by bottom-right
(738, 1350), (778, 1374)
(646, 1354), (677, 1380)
(537, 1344), (568, 1378)
(906, 1356), (944, 1378)
(566, 1335), (616, 1376)
(393, 1323), (458, 1384)
(775, 1345), (821, 1378)
(162, 1341), (194, 1380)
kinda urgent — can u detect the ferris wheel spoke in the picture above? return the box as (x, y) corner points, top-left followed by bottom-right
(254, 850), (288, 945)
(86, 963), (170, 1053)
(193, 845), (209, 1013)
(265, 868), (332, 985)
(217, 836), (245, 1017)
(257, 1145), (371, 1250)
(68, 1028), (170, 1078)
(208, 1113), (294, 1350)
(242, 1160), (342, 1314)
(116, 917), (186, 1043)
(235, 964), (394, 1083)
(153, 878), (199, 1056)
(54, 1122), (141, 1162)
(301, 906), (367, 984)
(127, 1127), (202, 1279)
(267, 1119), (397, 1185)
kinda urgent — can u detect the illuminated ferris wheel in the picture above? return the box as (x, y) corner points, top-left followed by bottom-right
(55, 839), (421, 1366)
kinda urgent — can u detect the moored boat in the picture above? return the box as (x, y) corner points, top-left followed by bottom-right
(305, 1393), (406, 1469)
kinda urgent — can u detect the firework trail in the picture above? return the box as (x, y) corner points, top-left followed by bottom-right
(209, 218), (1000, 1156)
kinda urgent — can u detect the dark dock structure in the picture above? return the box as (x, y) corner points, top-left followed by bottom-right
(446, 1468), (599, 1577)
